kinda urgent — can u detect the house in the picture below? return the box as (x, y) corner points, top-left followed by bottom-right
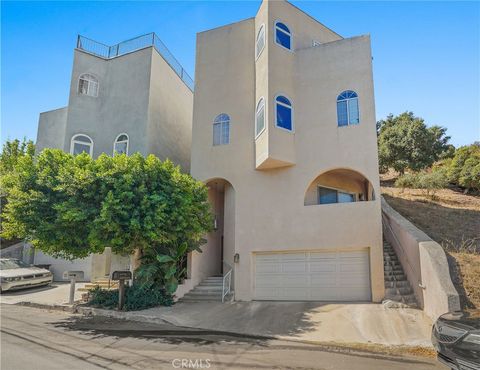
(183, 0), (383, 302)
(34, 33), (194, 281)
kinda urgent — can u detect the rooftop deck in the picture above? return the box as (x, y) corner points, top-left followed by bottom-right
(77, 33), (194, 91)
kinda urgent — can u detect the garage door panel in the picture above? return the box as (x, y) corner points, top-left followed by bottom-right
(254, 250), (371, 301)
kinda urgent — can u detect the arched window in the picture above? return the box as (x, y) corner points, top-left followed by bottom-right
(275, 95), (293, 131)
(213, 114), (230, 146)
(255, 98), (265, 137)
(275, 21), (291, 50)
(70, 134), (93, 156)
(78, 73), (99, 97)
(337, 90), (359, 126)
(256, 25), (265, 59)
(113, 133), (129, 155)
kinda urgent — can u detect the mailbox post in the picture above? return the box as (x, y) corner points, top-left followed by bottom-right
(111, 270), (132, 310)
(63, 271), (84, 304)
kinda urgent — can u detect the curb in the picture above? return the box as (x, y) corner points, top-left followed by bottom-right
(15, 301), (77, 313)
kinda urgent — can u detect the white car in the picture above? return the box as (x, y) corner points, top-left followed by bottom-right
(0, 258), (53, 292)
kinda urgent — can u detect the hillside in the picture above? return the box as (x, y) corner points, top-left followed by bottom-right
(381, 174), (480, 309)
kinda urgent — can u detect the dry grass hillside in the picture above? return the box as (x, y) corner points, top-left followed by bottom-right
(381, 173), (480, 309)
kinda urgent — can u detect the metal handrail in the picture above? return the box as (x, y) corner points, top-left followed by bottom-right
(76, 33), (194, 91)
(222, 260), (233, 303)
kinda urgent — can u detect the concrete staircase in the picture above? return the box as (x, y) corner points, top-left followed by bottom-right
(383, 241), (417, 307)
(180, 276), (231, 302)
(77, 279), (119, 292)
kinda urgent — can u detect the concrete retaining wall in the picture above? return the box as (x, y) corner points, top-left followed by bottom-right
(381, 197), (460, 320)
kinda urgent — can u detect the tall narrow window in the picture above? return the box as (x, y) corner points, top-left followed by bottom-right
(275, 95), (293, 131)
(113, 133), (129, 155)
(255, 98), (265, 137)
(337, 90), (359, 126)
(256, 25), (265, 59)
(70, 134), (93, 156)
(78, 73), (99, 97)
(275, 21), (291, 50)
(213, 114), (230, 146)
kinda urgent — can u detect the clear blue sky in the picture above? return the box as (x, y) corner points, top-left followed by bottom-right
(2, 1), (479, 147)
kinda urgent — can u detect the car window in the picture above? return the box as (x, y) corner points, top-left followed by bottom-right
(0, 259), (31, 270)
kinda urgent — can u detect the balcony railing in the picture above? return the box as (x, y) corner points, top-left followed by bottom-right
(76, 33), (194, 91)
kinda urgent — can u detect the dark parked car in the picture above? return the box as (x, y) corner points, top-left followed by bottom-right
(432, 310), (480, 370)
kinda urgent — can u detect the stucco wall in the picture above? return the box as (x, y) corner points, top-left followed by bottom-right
(191, 0), (383, 302)
(147, 50), (193, 172)
(381, 197), (460, 320)
(36, 107), (68, 153)
(33, 250), (92, 282)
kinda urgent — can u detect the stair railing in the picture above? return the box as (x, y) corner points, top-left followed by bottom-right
(222, 260), (233, 303)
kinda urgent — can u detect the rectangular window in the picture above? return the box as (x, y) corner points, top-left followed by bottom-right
(213, 123), (222, 146)
(337, 101), (348, 126)
(222, 122), (230, 145)
(276, 31), (291, 50)
(318, 187), (356, 204)
(348, 98), (359, 124)
(276, 104), (292, 131)
(256, 106), (265, 136)
(114, 142), (128, 154)
(73, 143), (91, 155)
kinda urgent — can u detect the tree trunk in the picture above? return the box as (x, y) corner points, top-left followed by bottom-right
(131, 248), (143, 274)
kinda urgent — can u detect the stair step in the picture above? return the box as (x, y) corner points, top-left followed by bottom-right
(385, 286), (413, 296)
(385, 280), (410, 288)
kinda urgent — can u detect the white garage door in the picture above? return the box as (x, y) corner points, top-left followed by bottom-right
(254, 250), (371, 301)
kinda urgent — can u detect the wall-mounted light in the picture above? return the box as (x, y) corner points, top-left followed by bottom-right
(214, 216), (218, 230)
(234, 253), (240, 263)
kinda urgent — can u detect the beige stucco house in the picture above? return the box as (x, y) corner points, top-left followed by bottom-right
(34, 33), (194, 282)
(184, 0), (384, 302)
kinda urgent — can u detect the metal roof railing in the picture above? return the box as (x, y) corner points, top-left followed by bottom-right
(76, 33), (194, 91)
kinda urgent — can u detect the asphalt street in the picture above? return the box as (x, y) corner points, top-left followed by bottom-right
(1, 304), (443, 370)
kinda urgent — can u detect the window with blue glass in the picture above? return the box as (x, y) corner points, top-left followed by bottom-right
(336, 90), (359, 127)
(318, 186), (356, 204)
(275, 21), (291, 50)
(275, 95), (293, 131)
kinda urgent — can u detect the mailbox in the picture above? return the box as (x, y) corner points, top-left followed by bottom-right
(63, 271), (84, 280)
(111, 270), (132, 281)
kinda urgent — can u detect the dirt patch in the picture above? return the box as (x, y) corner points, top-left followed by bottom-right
(381, 174), (480, 308)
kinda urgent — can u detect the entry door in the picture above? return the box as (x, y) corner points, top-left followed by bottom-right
(254, 250), (371, 301)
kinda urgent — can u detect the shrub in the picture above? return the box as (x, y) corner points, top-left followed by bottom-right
(395, 170), (448, 198)
(88, 284), (174, 311)
(447, 144), (480, 192)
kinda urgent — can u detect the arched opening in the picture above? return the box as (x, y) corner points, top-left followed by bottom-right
(199, 178), (236, 280)
(304, 168), (375, 206)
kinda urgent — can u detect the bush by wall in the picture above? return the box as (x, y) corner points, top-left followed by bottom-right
(395, 170), (448, 197)
(87, 284), (174, 311)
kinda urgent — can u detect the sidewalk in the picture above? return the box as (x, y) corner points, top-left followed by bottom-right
(79, 301), (434, 348)
(0, 282), (86, 306)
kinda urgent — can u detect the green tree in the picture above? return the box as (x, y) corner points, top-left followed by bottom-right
(2, 149), (213, 293)
(0, 138), (35, 248)
(377, 112), (451, 174)
(448, 144), (480, 192)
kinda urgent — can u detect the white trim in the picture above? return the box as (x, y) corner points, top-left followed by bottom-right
(274, 20), (293, 52)
(113, 133), (129, 155)
(255, 24), (266, 61)
(70, 133), (94, 157)
(255, 97), (266, 139)
(78, 73), (99, 97)
(317, 185), (357, 204)
(274, 93), (294, 133)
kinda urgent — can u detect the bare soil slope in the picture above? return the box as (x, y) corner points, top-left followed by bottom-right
(381, 174), (479, 309)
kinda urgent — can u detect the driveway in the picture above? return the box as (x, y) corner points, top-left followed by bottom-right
(87, 301), (434, 347)
(0, 282), (86, 306)
(1, 304), (442, 370)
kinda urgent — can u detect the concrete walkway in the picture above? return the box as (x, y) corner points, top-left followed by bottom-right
(0, 282), (86, 306)
(82, 301), (434, 347)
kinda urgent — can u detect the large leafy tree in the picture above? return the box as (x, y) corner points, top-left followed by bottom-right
(0, 139), (35, 247)
(377, 112), (452, 174)
(2, 149), (213, 291)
